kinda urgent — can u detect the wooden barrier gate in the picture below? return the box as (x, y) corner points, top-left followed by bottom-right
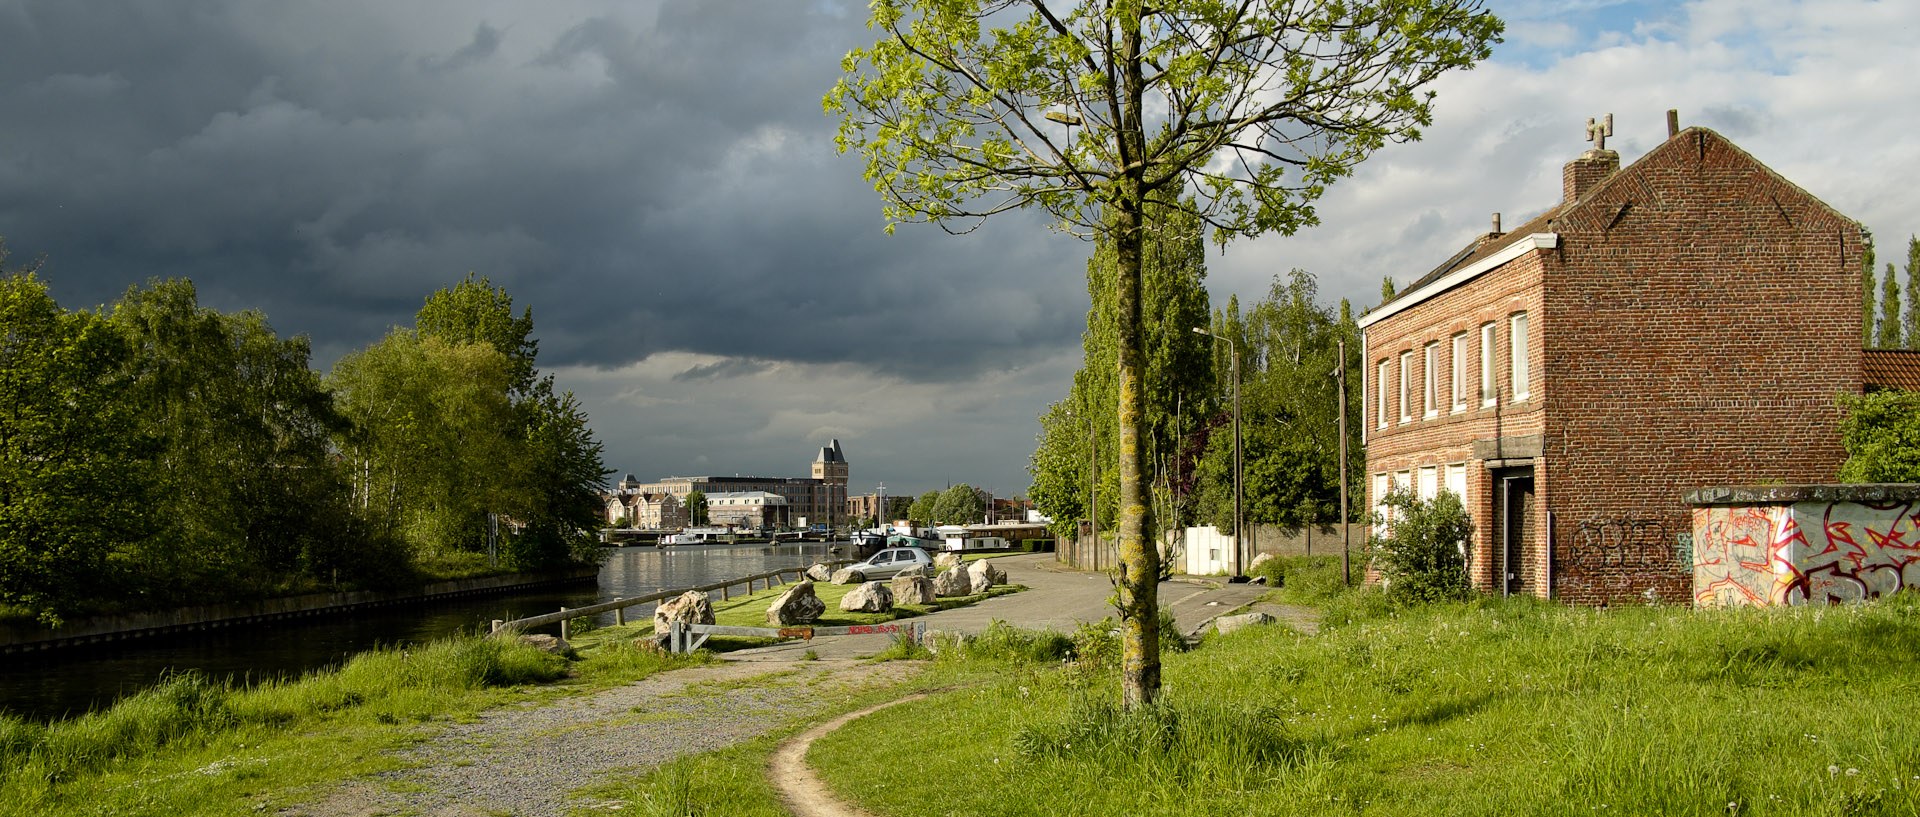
(665, 620), (927, 654)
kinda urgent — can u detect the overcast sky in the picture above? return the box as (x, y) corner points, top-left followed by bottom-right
(9, 0), (1917, 499)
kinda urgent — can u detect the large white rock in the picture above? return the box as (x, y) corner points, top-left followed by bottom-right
(934, 552), (964, 570)
(830, 567), (866, 585)
(893, 564), (929, 579)
(1211, 611), (1276, 637)
(653, 590), (715, 643)
(839, 581), (895, 613)
(767, 581), (827, 626)
(932, 566), (971, 597)
(1248, 553), (1274, 573)
(890, 574), (936, 605)
(805, 563), (834, 582)
(966, 559), (1006, 594)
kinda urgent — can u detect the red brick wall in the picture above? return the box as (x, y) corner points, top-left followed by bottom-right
(1542, 129), (1864, 604)
(1365, 250), (1548, 595)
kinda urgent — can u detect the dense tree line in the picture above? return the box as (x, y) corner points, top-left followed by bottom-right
(905, 485), (988, 526)
(0, 261), (609, 626)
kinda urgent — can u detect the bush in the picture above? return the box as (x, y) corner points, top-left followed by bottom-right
(1368, 489), (1473, 604)
(939, 620), (1073, 664)
(1248, 555), (1286, 587)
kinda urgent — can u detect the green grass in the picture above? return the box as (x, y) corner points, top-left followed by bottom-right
(810, 592), (1920, 816)
(0, 633), (702, 816)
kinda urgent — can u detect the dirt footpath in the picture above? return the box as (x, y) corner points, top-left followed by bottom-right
(284, 659), (921, 817)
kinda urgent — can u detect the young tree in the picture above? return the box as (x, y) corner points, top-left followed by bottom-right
(1369, 489), (1473, 604)
(1838, 390), (1920, 482)
(1863, 241), (1877, 347)
(686, 491), (708, 526)
(829, 0), (1500, 706)
(1880, 262), (1902, 348)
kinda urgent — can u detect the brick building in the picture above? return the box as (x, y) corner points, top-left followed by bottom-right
(1358, 116), (1867, 605)
(629, 441), (850, 528)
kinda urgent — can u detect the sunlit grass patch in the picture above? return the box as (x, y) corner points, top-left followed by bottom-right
(812, 594), (1920, 816)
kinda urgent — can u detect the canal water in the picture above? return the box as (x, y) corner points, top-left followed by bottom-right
(0, 542), (842, 722)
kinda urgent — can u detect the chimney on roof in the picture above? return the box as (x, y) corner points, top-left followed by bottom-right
(1564, 113), (1619, 202)
(1490, 212), (1503, 237)
(1666, 109), (1679, 139)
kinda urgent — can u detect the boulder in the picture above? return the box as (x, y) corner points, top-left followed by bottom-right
(805, 563), (834, 582)
(518, 634), (571, 654)
(966, 559), (1006, 594)
(934, 552), (964, 570)
(890, 574), (937, 605)
(766, 581), (827, 626)
(894, 564), (929, 579)
(1248, 553), (1274, 573)
(653, 590), (715, 643)
(1211, 611), (1276, 637)
(932, 565), (971, 597)
(831, 567), (866, 585)
(839, 581), (895, 613)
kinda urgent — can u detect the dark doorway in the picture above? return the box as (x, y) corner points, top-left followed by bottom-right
(1491, 466), (1536, 596)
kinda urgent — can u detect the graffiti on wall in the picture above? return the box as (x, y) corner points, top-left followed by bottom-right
(1693, 501), (1920, 607)
(1571, 516), (1675, 567)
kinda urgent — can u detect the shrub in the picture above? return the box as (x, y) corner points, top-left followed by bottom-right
(1368, 488), (1473, 604)
(1248, 555), (1287, 587)
(940, 620), (1073, 664)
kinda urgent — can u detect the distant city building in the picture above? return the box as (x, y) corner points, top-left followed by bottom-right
(1359, 117), (1865, 606)
(706, 491), (789, 529)
(626, 441), (849, 528)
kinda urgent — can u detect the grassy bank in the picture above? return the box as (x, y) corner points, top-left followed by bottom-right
(809, 575), (1920, 816)
(0, 634), (701, 816)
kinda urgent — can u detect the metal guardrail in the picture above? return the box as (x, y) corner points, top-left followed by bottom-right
(665, 620), (926, 654)
(489, 559), (858, 637)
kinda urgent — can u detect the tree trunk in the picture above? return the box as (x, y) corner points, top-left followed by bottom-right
(1115, 0), (1160, 710)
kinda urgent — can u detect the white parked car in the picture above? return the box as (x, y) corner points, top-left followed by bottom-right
(845, 547), (934, 581)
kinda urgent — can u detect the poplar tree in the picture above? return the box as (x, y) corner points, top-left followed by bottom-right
(1907, 237), (1920, 350)
(1880, 262), (1902, 349)
(1863, 242), (1877, 347)
(829, 0), (1500, 707)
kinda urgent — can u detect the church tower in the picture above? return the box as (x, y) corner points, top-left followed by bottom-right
(811, 440), (849, 525)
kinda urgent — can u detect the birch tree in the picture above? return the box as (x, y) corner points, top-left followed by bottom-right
(828, 0), (1500, 706)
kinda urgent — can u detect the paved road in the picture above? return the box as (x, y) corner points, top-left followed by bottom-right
(727, 552), (1278, 662)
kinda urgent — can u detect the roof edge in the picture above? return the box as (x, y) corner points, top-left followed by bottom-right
(1358, 233), (1559, 330)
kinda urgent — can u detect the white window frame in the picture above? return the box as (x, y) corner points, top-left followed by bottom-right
(1480, 322), (1498, 406)
(1376, 359), (1389, 429)
(1417, 465), (1438, 500)
(1510, 312), (1530, 401)
(1451, 332), (1469, 411)
(1372, 473), (1389, 531)
(1446, 463), (1467, 501)
(1423, 342), (1438, 418)
(1399, 351), (1413, 423)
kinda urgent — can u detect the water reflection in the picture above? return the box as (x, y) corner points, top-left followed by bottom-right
(0, 542), (840, 722)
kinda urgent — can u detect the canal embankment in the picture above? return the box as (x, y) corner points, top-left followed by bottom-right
(0, 566), (599, 655)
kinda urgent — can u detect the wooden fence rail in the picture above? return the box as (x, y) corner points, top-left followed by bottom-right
(489, 559), (858, 637)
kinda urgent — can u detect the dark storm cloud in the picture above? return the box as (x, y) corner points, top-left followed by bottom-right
(671, 357), (773, 382)
(0, 0), (1089, 379)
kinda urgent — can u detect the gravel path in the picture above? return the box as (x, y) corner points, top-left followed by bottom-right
(285, 659), (922, 817)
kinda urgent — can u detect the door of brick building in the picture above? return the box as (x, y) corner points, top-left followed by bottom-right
(1492, 467), (1535, 596)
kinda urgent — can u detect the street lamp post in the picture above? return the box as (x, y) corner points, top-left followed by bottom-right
(1333, 339), (1351, 586)
(1192, 327), (1243, 576)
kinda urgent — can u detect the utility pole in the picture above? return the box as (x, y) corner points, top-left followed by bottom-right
(1192, 327), (1243, 575)
(1335, 338), (1351, 586)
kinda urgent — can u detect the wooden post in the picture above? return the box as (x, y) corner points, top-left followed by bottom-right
(559, 607), (569, 641)
(490, 619), (502, 634)
(614, 599), (625, 626)
(722, 585), (730, 600)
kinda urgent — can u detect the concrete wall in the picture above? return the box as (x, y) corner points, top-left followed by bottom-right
(1057, 524), (1367, 574)
(0, 566), (600, 654)
(1688, 485), (1920, 607)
